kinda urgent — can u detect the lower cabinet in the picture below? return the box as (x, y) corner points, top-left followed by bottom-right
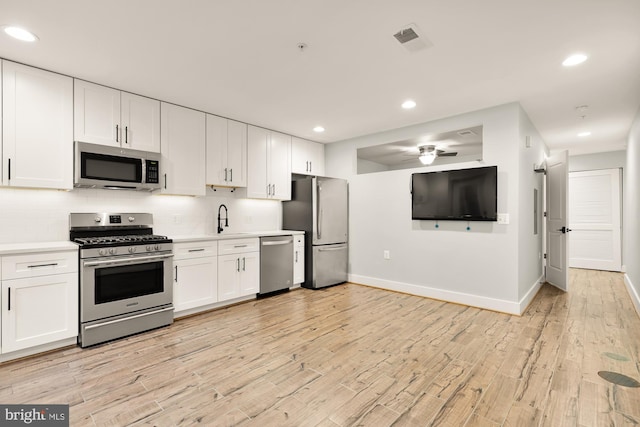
(173, 242), (217, 315)
(294, 235), (305, 285)
(218, 238), (260, 301)
(1, 249), (78, 355)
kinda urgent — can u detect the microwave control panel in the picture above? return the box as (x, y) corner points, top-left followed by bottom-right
(146, 160), (160, 184)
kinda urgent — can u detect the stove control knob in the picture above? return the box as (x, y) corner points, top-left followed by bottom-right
(94, 216), (101, 223)
(109, 248), (117, 255)
(154, 244), (160, 251)
(128, 247), (137, 254)
(146, 245), (152, 252)
(98, 249), (107, 256)
(128, 216), (135, 222)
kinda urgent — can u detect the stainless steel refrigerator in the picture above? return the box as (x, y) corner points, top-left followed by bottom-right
(283, 176), (348, 289)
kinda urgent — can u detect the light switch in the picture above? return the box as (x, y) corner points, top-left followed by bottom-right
(497, 213), (510, 225)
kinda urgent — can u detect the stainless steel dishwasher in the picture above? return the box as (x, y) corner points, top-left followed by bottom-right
(259, 235), (294, 295)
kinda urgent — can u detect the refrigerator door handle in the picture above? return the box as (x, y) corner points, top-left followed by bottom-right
(316, 183), (322, 239)
(318, 245), (347, 252)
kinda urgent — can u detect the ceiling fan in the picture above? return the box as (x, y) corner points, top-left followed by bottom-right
(415, 145), (458, 165)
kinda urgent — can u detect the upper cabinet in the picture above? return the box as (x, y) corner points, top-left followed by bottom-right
(74, 80), (160, 152)
(291, 137), (325, 176)
(160, 102), (206, 196)
(206, 115), (247, 188)
(247, 125), (291, 200)
(2, 61), (73, 190)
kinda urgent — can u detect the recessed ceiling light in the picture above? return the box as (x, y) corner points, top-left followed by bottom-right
(402, 100), (417, 109)
(562, 53), (587, 67)
(313, 126), (325, 133)
(3, 26), (38, 42)
(577, 131), (591, 137)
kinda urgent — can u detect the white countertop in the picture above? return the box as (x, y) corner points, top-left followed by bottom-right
(171, 230), (304, 243)
(0, 241), (79, 256)
(0, 231), (304, 254)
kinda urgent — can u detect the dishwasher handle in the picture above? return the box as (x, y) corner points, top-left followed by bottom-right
(261, 239), (293, 246)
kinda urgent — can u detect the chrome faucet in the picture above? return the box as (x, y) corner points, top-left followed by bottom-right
(217, 204), (228, 234)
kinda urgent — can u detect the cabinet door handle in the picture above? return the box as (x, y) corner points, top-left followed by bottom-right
(295, 251), (298, 262)
(309, 161), (312, 172)
(188, 248), (205, 252)
(224, 168), (228, 182)
(175, 265), (178, 282)
(7, 158), (11, 181)
(116, 124), (119, 142)
(164, 174), (167, 189)
(230, 168), (233, 182)
(7, 287), (11, 311)
(242, 257), (246, 271)
(236, 258), (240, 272)
(272, 184), (275, 196)
(125, 126), (128, 144)
(28, 263), (58, 269)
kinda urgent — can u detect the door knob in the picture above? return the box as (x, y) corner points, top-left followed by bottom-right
(557, 226), (572, 233)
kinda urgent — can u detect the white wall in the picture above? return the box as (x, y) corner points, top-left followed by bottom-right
(0, 186), (281, 243)
(569, 150), (626, 172)
(325, 103), (546, 313)
(517, 106), (547, 302)
(624, 108), (640, 314)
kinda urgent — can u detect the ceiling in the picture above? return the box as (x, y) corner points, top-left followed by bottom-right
(357, 126), (483, 172)
(1, 0), (638, 155)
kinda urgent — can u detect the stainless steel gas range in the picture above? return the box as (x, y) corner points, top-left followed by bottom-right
(70, 213), (174, 347)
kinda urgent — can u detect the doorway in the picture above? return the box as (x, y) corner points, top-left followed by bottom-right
(568, 168), (622, 272)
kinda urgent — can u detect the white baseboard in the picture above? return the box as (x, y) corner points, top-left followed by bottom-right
(348, 274), (521, 315)
(518, 276), (544, 315)
(624, 274), (640, 318)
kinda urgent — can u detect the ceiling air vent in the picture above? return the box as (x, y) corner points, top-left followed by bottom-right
(393, 24), (433, 53)
(394, 28), (419, 44)
(457, 129), (477, 137)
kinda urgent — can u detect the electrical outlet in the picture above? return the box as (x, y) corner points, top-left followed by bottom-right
(383, 250), (390, 260)
(497, 213), (509, 225)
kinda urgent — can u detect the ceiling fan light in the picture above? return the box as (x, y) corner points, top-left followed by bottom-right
(419, 152), (436, 165)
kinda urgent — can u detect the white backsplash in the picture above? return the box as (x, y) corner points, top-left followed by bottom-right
(0, 186), (282, 243)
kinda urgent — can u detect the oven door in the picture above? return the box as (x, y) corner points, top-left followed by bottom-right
(80, 253), (173, 323)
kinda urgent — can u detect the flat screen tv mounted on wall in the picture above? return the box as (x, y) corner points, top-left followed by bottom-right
(411, 166), (497, 221)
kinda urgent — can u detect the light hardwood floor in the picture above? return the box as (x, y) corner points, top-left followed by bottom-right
(1, 269), (639, 426)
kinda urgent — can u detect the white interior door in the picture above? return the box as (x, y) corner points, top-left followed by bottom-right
(546, 151), (569, 291)
(568, 169), (622, 271)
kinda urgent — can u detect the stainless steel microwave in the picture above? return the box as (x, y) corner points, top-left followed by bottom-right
(74, 141), (161, 191)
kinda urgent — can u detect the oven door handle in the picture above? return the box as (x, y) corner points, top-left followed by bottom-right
(83, 253), (174, 267)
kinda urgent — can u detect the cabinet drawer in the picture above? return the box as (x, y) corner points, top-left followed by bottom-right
(174, 241), (217, 260)
(1, 250), (78, 280)
(218, 238), (259, 255)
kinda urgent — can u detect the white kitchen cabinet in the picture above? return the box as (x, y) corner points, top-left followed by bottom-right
(292, 137), (325, 176)
(0, 249), (78, 354)
(74, 80), (160, 152)
(2, 61), (73, 190)
(218, 238), (260, 301)
(247, 125), (291, 200)
(160, 102), (206, 196)
(173, 241), (217, 315)
(293, 234), (305, 285)
(206, 115), (247, 187)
